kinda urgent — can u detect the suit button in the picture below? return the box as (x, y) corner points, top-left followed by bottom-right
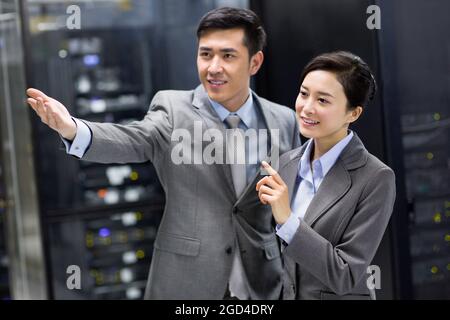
(225, 246), (233, 255)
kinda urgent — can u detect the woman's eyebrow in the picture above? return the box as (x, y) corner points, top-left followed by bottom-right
(301, 85), (335, 98)
(317, 91), (335, 98)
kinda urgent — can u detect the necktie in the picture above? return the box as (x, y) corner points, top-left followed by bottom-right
(225, 114), (247, 196)
(224, 114), (249, 299)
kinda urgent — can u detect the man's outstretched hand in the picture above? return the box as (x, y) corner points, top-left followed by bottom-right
(26, 88), (77, 141)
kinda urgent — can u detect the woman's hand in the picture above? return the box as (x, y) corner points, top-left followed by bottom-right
(256, 161), (291, 225)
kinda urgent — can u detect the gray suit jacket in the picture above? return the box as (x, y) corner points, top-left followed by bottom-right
(279, 133), (395, 300)
(79, 85), (301, 299)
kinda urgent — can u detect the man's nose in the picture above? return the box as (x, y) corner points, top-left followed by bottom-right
(208, 57), (223, 74)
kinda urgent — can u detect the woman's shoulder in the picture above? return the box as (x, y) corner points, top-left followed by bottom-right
(354, 152), (396, 190)
(341, 133), (394, 175)
(364, 152), (394, 174)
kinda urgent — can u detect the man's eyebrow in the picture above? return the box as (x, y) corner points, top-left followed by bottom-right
(301, 85), (335, 98)
(198, 47), (238, 53)
(220, 48), (238, 53)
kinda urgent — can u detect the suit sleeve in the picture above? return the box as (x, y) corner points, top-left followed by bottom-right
(283, 167), (396, 295)
(79, 91), (173, 164)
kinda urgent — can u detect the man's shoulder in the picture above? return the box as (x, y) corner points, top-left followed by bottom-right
(147, 89), (196, 114)
(153, 89), (195, 103)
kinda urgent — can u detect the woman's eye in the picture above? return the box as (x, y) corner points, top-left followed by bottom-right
(318, 98), (329, 104)
(300, 91), (308, 97)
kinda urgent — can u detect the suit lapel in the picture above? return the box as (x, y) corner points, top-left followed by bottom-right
(303, 159), (351, 226)
(192, 86), (295, 205)
(192, 85), (224, 128)
(302, 133), (368, 225)
(258, 96), (281, 167)
(235, 94), (282, 205)
(191, 85), (236, 200)
(283, 149), (304, 205)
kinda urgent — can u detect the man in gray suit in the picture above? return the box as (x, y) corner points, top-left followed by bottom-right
(26, 7), (300, 299)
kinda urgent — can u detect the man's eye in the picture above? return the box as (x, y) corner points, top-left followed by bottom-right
(224, 54), (234, 59)
(200, 52), (210, 57)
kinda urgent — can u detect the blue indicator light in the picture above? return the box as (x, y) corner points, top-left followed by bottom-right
(99, 228), (110, 238)
(83, 54), (100, 66)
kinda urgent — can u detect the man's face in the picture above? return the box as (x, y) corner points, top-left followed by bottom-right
(197, 28), (263, 111)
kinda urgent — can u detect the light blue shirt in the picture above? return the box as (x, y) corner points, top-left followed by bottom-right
(208, 93), (255, 129)
(276, 131), (354, 244)
(61, 118), (91, 158)
(208, 92), (268, 182)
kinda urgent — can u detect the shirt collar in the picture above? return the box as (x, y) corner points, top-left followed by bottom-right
(299, 130), (354, 181)
(208, 92), (254, 129)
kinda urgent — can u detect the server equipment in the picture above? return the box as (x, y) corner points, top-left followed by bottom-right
(0, 145), (10, 300)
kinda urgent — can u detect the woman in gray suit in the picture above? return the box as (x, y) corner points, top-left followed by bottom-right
(256, 51), (396, 300)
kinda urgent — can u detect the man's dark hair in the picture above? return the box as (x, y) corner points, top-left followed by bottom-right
(300, 51), (377, 110)
(196, 7), (267, 57)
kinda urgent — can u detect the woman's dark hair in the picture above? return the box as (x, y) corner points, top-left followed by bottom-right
(196, 7), (267, 58)
(300, 51), (377, 110)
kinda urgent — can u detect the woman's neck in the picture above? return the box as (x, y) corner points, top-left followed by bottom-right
(311, 130), (349, 161)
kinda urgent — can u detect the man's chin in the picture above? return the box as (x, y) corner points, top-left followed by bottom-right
(206, 91), (224, 103)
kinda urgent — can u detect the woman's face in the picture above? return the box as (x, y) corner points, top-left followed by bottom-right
(295, 70), (361, 145)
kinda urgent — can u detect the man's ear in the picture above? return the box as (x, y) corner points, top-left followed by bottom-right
(348, 106), (363, 124)
(250, 51), (264, 76)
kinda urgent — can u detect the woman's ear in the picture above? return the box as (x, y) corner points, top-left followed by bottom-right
(347, 106), (363, 124)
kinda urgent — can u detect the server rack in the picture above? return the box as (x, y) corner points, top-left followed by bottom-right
(22, 2), (166, 299)
(0, 0), (14, 302)
(0, 136), (10, 300)
(377, 0), (450, 299)
(0, 0), (47, 299)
